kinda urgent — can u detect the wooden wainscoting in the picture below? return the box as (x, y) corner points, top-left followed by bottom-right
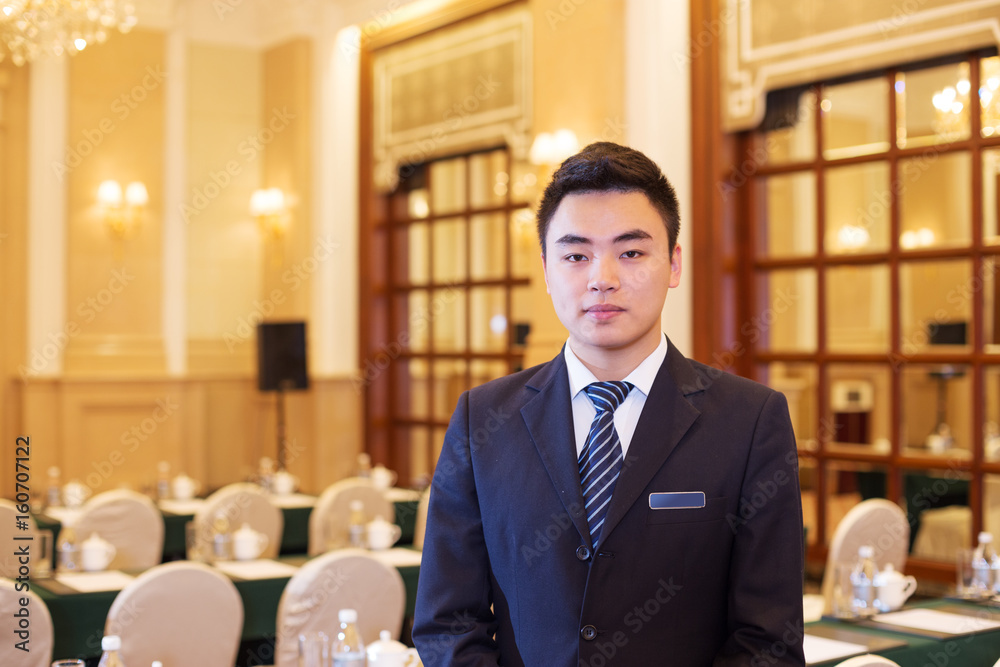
(3, 375), (362, 500)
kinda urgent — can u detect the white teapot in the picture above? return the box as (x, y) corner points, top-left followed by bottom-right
(232, 523), (269, 561)
(875, 563), (917, 611)
(366, 630), (421, 667)
(371, 465), (398, 490)
(366, 516), (402, 551)
(271, 469), (299, 496)
(62, 480), (91, 508)
(171, 473), (201, 500)
(81, 533), (116, 572)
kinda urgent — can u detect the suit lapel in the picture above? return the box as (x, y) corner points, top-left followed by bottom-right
(520, 352), (593, 546)
(600, 343), (702, 544)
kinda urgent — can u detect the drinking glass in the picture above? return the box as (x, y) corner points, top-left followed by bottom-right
(35, 529), (53, 578)
(299, 631), (330, 667)
(830, 562), (857, 618)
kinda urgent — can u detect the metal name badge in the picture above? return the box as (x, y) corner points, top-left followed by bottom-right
(648, 491), (707, 510)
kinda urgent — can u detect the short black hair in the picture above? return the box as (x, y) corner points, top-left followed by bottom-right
(535, 142), (680, 257)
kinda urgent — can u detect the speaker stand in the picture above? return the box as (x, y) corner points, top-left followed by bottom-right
(275, 380), (292, 471)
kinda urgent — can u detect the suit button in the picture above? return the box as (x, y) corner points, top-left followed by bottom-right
(575, 545), (591, 561)
(580, 625), (597, 641)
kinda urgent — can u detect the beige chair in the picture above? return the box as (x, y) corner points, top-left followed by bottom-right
(0, 578), (53, 667)
(0, 499), (41, 579)
(820, 498), (910, 614)
(194, 482), (283, 558)
(309, 478), (393, 555)
(106, 561), (243, 667)
(834, 656), (901, 667)
(274, 549), (406, 667)
(75, 489), (164, 570)
(412, 487), (431, 551)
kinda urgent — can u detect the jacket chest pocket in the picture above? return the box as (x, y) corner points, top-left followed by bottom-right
(644, 496), (728, 525)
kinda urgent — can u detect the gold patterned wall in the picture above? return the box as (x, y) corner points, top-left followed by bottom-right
(372, 4), (532, 191)
(720, 0), (1000, 131)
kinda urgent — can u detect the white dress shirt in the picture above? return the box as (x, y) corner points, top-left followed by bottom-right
(564, 334), (668, 458)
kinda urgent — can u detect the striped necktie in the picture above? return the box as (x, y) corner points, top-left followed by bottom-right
(579, 380), (633, 547)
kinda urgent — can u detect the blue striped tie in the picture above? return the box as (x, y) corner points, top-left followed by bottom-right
(579, 380), (633, 547)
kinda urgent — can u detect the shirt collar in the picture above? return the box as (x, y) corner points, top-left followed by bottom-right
(564, 334), (668, 399)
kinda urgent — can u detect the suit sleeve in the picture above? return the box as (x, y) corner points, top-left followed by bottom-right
(412, 391), (501, 666)
(714, 390), (806, 666)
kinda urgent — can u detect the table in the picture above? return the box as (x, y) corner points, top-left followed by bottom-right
(31, 550), (420, 663)
(807, 599), (1000, 666)
(35, 497), (420, 560)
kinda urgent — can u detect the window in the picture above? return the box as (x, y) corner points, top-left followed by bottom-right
(746, 53), (1000, 577)
(362, 148), (538, 484)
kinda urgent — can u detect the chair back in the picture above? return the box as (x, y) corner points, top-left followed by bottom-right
(822, 498), (910, 613)
(194, 483), (283, 558)
(412, 487), (431, 551)
(75, 489), (165, 570)
(106, 561), (243, 667)
(0, 578), (53, 667)
(835, 656), (901, 666)
(275, 549), (406, 667)
(0, 500), (40, 578)
(309, 478), (393, 555)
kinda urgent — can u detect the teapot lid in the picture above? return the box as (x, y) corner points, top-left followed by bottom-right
(83, 532), (107, 545)
(367, 630), (408, 655)
(234, 522), (256, 535)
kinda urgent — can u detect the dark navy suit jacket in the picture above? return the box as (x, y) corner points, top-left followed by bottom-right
(413, 341), (805, 666)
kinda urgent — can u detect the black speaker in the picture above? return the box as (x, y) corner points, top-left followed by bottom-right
(257, 321), (309, 391)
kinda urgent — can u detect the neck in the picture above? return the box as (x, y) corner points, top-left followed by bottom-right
(570, 332), (662, 382)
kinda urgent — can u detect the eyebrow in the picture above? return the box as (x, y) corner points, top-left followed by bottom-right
(553, 229), (654, 246)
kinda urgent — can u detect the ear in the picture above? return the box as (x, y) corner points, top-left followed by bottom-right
(668, 245), (682, 289)
(541, 252), (551, 294)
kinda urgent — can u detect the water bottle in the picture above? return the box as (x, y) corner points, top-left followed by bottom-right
(850, 545), (878, 617)
(97, 635), (126, 667)
(56, 526), (79, 572)
(348, 500), (367, 549)
(333, 608), (366, 666)
(972, 531), (1000, 595)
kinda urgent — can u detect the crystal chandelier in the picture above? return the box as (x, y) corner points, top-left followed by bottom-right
(931, 58), (1000, 139)
(0, 0), (137, 66)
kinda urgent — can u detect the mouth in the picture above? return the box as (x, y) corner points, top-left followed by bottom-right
(585, 304), (624, 320)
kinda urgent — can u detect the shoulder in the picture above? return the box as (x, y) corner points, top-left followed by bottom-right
(466, 358), (559, 404)
(670, 354), (788, 419)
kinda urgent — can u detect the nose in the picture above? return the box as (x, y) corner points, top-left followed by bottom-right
(587, 258), (619, 293)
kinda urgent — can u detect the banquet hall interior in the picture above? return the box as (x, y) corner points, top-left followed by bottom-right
(5, 0), (1000, 664)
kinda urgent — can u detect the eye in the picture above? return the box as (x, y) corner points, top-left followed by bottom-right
(621, 250), (643, 259)
(564, 254), (588, 263)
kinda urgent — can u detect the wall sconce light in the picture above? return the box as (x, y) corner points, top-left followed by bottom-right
(98, 179), (147, 240)
(529, 129), (580, 166)
(250, 187), (290, 239)
(900, 227), (936, 249)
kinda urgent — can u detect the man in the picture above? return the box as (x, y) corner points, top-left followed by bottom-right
(413, 142), (804, 666)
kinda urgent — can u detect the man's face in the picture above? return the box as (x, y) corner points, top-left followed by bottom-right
(542, 190), (681, 361)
